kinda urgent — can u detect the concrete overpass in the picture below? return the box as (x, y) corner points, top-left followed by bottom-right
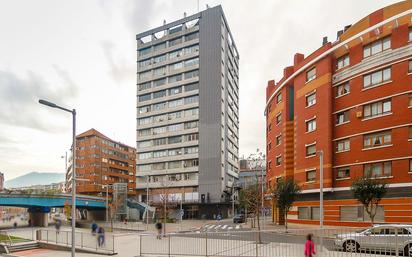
(0, 193), (106, 226)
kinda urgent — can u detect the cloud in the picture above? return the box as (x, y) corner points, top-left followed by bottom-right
(122, 0), (156, 33)
(100, 40), (135, 83)
(0, 69), (78, 132)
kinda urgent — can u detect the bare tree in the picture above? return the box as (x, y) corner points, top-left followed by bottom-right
(239, 182), (263, 243)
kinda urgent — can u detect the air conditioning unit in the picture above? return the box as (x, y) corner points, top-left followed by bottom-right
(356, 111), (363, 118)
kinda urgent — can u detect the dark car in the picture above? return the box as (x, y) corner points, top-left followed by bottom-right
(233, 214), (245, 224)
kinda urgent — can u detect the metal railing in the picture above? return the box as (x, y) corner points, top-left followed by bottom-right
(37, 229), (115, 254)
(139, 227), (412, 257)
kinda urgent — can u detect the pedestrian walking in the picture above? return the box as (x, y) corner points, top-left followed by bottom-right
(28, 219), (32, 227)
(55, 219), (61, 234)
(155, 221), (162, 239)
(304, 233), (316, 257)
(13, 222), (17, 229)
(91, 221), (98, 235)
(97, 226), (105, 247)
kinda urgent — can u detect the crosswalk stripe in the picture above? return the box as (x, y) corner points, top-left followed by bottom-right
(222, 225), (228, 229)
(235, 225), (240, 229)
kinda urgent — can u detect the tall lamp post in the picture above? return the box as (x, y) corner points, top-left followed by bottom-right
(39, 99), (76, 257)
(318, 150), (324, 255)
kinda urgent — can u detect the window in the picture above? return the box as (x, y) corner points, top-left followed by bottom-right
(139, 59), (151, 68)
(184, 58), (199, 67)
(409, 126), (412, 139)
(364, 162), (392, 177)
(336, 111), (349, 125)
(139, 47), (151, 56)
(363, 37), (391, 58)
(153, 78), (166, 87)
(306, 92), (316, 107)
(276, 93), (282, 103)
(138, 140), (151, 148)
(168, 161), (181, 169)
(138, 152), (152, 160)
(340, 206), (384, 222)
(153, 102), (167, 111)
(153, 42), (166, 51)
(185, 70), (199, 79)
(153, 150), (167, 158)
(138, 117), (152, 125)
(168, 124), (183, 132)
(363, 99), (391, 118)
(138, 164), (151, 172)
(363, 130), (391, 149)
(139, 82), (151, 91)
(169, 74), (182, 83)
(139, 71), (151, 80)
(169, 37), (182, 47)
(184, 95), (199, 104)
(138, 129), (151, 136)
(185, 83), (199, 92)
(336, 82), (350, 97)
(153, 126), (167, 135)
(184, 133), (198, 142)
(184, 121), (198, 129)
(184, 159), (199, 167)
(410, 27), (412, 41)
(306, 118), (316, 132)
(306, 67), (316, 82)
(298, 207), (310, 220)
(337, 55), (350, 70)
(409, 60), (412, 73)
(168, 136), (182, 144)
(138, 105), (150, 114)
(153, 90), (166, 99)
(276, 113), (282, 125)
(267, 142), (272, 152)
(168, 99), (184, 108)
(154, 66), (166, 76)
(337, 139), (350, 152)
(306, 169), (316, 182)
(276, 155), (282, 166)
(306, 144), (316, 157)
(185, 44), (199, 54)
(170, 62), (183, 71)
(185, 32), (199, 41)
(152, 162), (166, 170)
(153, 54), (166, 64)
(184, 146), (198, 154)
(168, 148), (182, 156)
(153, 138), (167, 146)
(363, 67), (391, 88)
(169, 87), (182, 96)
(276, 135), (282, 145)
(409, 159), (412, 173)
(169, 49), (183, 59)
(184, 108), (199, 117)
(337, 167), (350, 179)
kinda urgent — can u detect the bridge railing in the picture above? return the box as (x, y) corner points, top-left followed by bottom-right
(36, 229), (115, 254)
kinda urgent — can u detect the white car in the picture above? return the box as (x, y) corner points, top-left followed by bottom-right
(335, 224), (412, 255)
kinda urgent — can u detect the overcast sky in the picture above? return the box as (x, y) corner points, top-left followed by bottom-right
(0, 0), (399, 181)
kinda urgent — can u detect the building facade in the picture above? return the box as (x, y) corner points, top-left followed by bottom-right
(238, 159), (266, 190)
(266, 1), (412, 227)
(66, 129), (136, 197)
(135, 5), (240, 218)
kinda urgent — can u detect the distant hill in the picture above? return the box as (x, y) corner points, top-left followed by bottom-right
(4, 172), (65, 188)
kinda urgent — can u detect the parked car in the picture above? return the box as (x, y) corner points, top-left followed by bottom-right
(334, 224), (412, 255)
(233, 214), (245, 224)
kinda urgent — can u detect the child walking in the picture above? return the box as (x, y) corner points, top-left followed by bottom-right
(304, 233), (316, 257)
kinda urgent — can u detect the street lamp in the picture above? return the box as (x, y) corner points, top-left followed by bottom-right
(39, 99), (76, 257)
(317, 150), (324, 255)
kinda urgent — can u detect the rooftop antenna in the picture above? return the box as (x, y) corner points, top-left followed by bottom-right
(163, 19), (166, 25)
(184, 12), (187, 18)
(206, 4), (209, 9)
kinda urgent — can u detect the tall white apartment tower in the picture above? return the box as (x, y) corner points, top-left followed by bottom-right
(136, 5), (239, 218)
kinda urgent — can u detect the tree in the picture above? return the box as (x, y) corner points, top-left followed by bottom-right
(239, 183), (263, 243)
(271, 178), (301, 231)
(351, 178), (387, 225)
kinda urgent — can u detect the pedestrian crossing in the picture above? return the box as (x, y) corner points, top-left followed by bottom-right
(200, 223), (242, 232)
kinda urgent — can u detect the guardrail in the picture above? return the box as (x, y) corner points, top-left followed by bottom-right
(37, 229), (115, 254)
(100, 221), (147, 231)
(140, 227), (412, 257)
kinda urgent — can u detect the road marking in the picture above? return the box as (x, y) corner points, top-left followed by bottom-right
(228, 226), (233, 230)
(222, 225), (228, 229)
(214, 225), (221, 229)
(235, 225), (240, 229)
(208, 225), (215, 229)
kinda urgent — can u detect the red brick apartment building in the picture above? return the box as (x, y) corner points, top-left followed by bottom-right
(66, 129), (136, 197)
(265, 1), (412, 227)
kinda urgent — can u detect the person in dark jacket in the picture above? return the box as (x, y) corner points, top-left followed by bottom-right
(155, 221), (162, 239)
